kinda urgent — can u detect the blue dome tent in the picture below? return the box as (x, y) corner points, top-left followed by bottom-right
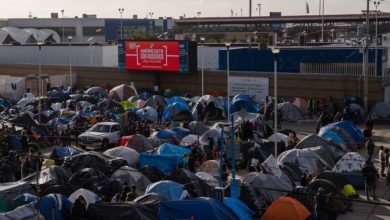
(163, 102), (193, 122)
(230, 94), (259, 114)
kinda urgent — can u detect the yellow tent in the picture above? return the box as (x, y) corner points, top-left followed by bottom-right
(120, 100), (135, 111)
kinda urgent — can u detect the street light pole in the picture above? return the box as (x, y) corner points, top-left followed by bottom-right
(374, 1), (380, 78)
(363, 0), (370, 116)
(61, 9), (64, 42)
(272, 47), (280, 158)
(201, 37), (205, 96)
(257, 4), (262, 16)
(118, 8), (124, 40)
(68, 36), (72, 91)
(37, 42), (43, 124)
(225, 42), (231, 123)
(321, 0), (325, 42)
(87, 37), (94, 66)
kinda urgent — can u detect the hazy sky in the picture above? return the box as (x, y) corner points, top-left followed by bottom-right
(1, 0), (389, 19)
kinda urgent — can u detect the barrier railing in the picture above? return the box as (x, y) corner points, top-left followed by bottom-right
(300, 62), (378, 77)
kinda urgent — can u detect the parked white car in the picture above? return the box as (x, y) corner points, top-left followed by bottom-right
(78, 122), (121, 149)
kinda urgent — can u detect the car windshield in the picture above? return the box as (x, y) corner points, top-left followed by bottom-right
(90, 124), (110, 133)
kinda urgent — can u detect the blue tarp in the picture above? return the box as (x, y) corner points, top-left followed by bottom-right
(230, 94), (259, 114)
(127, 107), (139, 114)
(159, 198), (239, 220)
(47, 90), (69, 99)
(38, 194), (72, 220)
(13, 193), (37, 204)
(156, 129), (177, 140)
(145, 180), (186, 201)
(55, 146), (80, 159)
(0, 99), (11, 109)
(10, 136), (22, 152)
(157, 143), (192, 166)
(140, 153), (179, 175)
(172, 127), (191, 138)
(223, 197), (255, 220)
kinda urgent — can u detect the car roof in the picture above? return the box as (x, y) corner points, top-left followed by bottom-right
(94, 122), (120, 126)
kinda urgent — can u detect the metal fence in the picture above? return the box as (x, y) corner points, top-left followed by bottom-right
(49, 74), (77, 88)
(300, 62), (377, 77)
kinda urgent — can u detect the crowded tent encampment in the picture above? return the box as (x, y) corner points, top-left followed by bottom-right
(0, 85), (386, 220)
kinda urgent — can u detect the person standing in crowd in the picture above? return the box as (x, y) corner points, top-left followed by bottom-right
(362, 160), (378, 201)
(315, 187), (328, 220)
(119, 112), (129, 136)
(379, 146), (386, 177)
(196, 103), (203, 122)
(386, 168), (390, 201)
(367, 138), (375, 162)
(71, 195), (87, 220)
(385, 148), (390, 169)
(157, 105), (163, 125)
(21, 156), (31, 178)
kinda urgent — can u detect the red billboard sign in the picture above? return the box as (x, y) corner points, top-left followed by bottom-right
(125, 41), (180, 72)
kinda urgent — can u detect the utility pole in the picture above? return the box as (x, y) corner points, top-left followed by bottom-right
(257, 4), (262, 16)
(321, 0), (325, 42)
(249, 0), (252, 17)
(363, 0), (370, 115)
(319, 0), (321, 15)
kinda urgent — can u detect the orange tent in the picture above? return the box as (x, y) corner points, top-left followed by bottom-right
(261, 196), (311, 220)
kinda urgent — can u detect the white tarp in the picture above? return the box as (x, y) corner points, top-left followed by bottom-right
(0, 76), (26, 100)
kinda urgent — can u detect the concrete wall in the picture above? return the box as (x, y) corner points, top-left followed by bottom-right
(0, 64), (383, 107)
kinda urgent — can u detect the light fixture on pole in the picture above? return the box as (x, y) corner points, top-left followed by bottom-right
(200, 37), (205, 96)
(118, 8), (125, 40)
(68, 36), (73, 91)
(149, 12), (154, 19)
(87, 37), (95, 66)
(197, 11), (201, 17)
(225, 42), (231, 123)
(271, 47), (280, 158)
(37, 41), (43, 124)
(61, 9), (65, 42)
(330, 29), (335, 42)
(256, 4), (262, 16)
